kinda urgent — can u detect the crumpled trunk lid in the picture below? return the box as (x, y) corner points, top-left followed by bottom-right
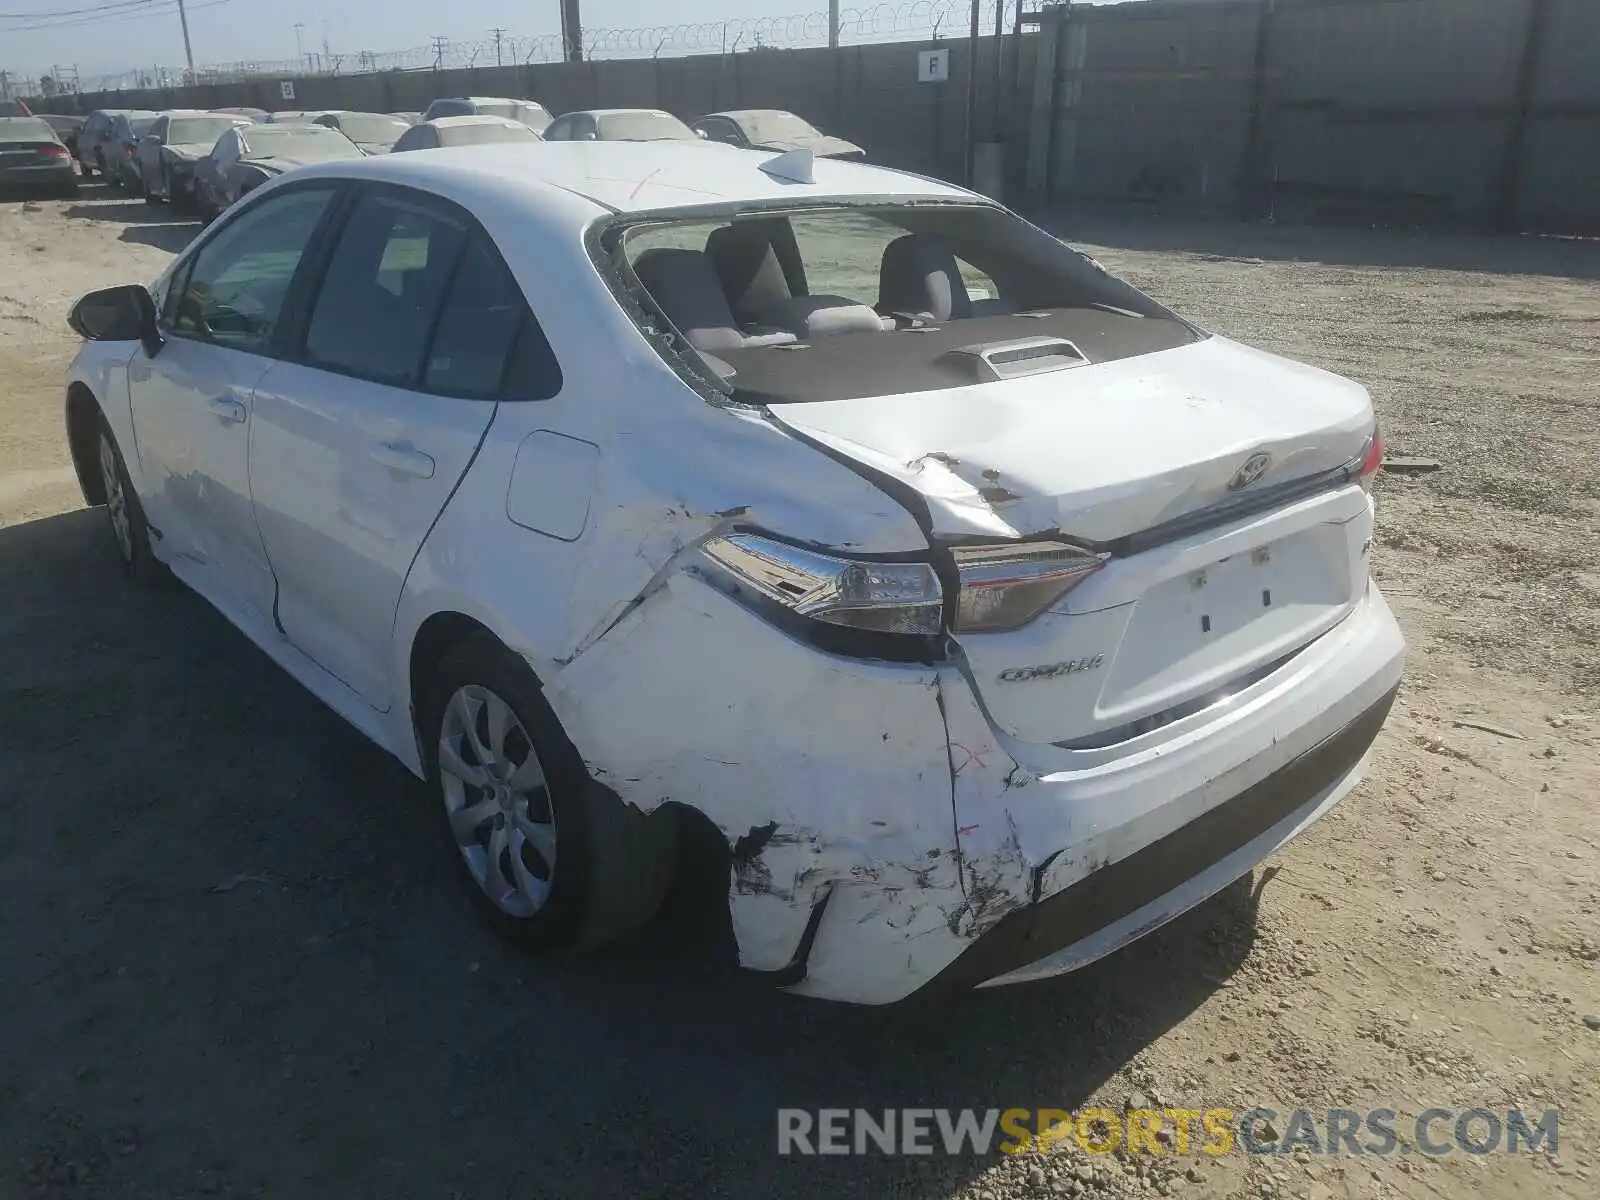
(768, 336), (1374, 544)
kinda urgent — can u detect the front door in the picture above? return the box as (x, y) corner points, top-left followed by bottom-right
(127, 183), (341, 621)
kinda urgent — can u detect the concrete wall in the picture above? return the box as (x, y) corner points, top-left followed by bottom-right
(1033, 0), (1598, 233)
(38, 0), (1599, 234)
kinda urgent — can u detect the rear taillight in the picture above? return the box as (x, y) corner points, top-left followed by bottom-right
(698, 533), (943, 636)
(952, 541), (1108, 632)
(37, 144), (69, 160)
(1357, 426), (1384, 492)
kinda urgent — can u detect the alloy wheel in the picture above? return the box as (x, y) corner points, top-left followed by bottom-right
(99, 432), (133, 563)
(437, 684), (557, 918)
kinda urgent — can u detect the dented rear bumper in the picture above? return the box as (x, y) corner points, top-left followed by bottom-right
(543, 573), (1404, 1005)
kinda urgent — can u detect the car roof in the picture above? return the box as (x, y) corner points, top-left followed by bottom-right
(428, 115), (526, 129)
(570, 108), (675, 118)
(705, 109), (793, 121)
(290, 140), (971, 217)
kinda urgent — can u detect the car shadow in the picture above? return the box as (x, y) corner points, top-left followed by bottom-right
(118, 222), (199, 253)
(1044, 208), (1600, 282)
(64, 195), (184, 225)
(0, 508), (1259, 1199)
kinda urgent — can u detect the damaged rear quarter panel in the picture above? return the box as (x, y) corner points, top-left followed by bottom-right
(541, 574), (964, 974)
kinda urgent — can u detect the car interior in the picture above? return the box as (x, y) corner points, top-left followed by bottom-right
(620, 205), (1200, 402)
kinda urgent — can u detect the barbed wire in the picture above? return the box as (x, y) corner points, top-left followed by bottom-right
(53, 0), (1014, 93)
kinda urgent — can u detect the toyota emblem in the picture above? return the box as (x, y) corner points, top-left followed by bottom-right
(1228, 452), (1273, 491)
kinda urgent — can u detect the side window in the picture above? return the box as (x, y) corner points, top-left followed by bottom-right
(151, 117), (168, 141)
(168, 186), (337, 353)
(424, 234), (560, 400)
(544, 116), (571, 141)
(301, 190), (468, 387)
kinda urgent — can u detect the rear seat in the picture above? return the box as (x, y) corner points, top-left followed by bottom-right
(878, 233), (1007, 323)
(706, 221), (893, 340)
(632, 248), (796, 353)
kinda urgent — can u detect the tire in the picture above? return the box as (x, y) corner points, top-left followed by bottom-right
(96, 417), (162, 586)
(420, 635), (678, 954)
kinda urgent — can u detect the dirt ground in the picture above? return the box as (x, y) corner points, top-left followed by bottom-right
(1, 185), (1596, 1200)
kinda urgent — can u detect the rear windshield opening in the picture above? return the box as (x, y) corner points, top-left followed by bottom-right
(612, 203), (1201, 404)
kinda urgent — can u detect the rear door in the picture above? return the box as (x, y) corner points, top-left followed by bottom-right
(248, 185), (521, 710)
(137, 116), (166, 190)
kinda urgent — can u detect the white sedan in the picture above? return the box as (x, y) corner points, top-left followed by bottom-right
(62, 142), (1404, 1004)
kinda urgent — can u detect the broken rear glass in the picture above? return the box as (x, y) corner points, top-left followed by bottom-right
(615, 204), (1202, 404)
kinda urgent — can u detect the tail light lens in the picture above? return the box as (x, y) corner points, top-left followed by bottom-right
(699, 533), (943, 636)
(37, 144), (69, 160)
(952, 541), (1108, 632)
(1357, 425), (1384, 492)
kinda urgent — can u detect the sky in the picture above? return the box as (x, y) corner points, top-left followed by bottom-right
(3, 0), (1127, 86)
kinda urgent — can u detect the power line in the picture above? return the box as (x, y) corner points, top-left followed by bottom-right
(2, 0), (228, 32)
(1, 0), (163, 24)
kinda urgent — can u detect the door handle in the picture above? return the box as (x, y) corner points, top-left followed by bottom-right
(370, 441), (436, 480)
(207, 396), (247, 424)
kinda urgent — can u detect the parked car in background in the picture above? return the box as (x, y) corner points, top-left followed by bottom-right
(104, 113), (159, 191)
(214, 106), (268, 121)
(138, 111), (252, 211)
(542, 108), (700, 143)
(192, 122), (365, 221)
(0, 116), (78, 196)
(265, 111), (317, 123)
(39, 113), (86, 158)
(390, 115), (542, 154)
(78, 108), (155, 177)
(63, 141), (1404, 1004)
(421, 96), (551, 133)
(692, 109), (864, 160)
(390, 111), (423, 125)
(311, 111), (411, 154)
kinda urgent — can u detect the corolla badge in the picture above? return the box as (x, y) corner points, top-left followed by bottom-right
(1228, 451), (1273, 491)
(997, 654), (1105, 683)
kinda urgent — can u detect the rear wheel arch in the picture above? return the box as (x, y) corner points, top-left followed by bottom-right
(66, 383), (107, 506)
(409, 616), (682, 950)
(408, 611), (500, 736)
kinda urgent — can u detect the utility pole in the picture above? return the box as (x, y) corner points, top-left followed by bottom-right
(559, 0), (583, 62)
(492, 27), (506, 68)
(963, 0), (980, 186)
(432, 35), (449, 69)
(828, 0), (840, 49)
(294, 23), (306, 70)
(176, 0), (196, 80)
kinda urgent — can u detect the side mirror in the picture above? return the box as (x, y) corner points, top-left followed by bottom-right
(69, 284), (162, 358)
